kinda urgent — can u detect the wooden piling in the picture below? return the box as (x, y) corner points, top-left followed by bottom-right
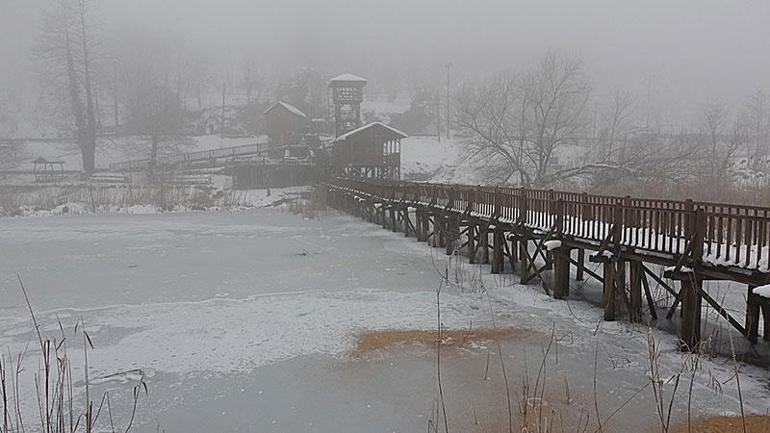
(575, 249), (585, 281)
(553, 246), (571, 299)
(679, 274), (703, 350)
(602, 259), (616, 321)
(519, 235), (529, 284)
(629, 261), (643, 323)
(403, 207), (411, 237)
(509, 235), (518, 267)
(747, 285), (761, 343)
(481, 224), (490, 264)
(415, 208), (425, 241)
(446, 214), (459, 255)
(492, 226), (504, 274)
(467, 220), (476, 264)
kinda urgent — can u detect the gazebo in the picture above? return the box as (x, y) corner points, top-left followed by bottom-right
(32, 157), (65, 183)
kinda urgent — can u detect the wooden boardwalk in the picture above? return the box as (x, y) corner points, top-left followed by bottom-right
(326, 178), (770, 351)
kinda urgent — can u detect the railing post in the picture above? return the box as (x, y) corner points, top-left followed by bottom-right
(613, 202), (623, 247)
(520, 188), (528, 225)
(693, 207), (705, 262)
(684, 199), (694, 240)
(493, 187), (500, 220)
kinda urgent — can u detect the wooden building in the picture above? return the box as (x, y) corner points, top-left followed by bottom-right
(263, 101), (308, 147)
(331, 122), (406, 180)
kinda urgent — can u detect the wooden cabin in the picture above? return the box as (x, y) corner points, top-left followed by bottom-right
(331, 122), (406, 180)
(263, 101), (308, 147)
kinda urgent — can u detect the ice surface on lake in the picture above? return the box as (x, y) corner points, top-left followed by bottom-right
(2, 208), (770, 432)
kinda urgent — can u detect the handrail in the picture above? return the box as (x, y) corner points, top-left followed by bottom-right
(328, 177), (770, 273)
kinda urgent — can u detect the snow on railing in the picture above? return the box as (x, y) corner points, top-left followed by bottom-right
(329, 177), (770, 273)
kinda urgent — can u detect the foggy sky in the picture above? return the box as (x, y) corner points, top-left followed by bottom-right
(2, 0), (769, 122)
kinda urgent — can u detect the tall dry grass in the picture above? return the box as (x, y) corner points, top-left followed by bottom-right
(0, 276), (147, 433)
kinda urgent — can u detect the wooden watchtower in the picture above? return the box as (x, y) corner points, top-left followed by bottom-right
(328, 73), (367, 138)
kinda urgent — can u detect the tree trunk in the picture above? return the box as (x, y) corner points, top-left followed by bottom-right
(149, 134), (159, 180)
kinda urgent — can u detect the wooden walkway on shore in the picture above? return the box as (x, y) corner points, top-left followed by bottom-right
(326, 178), (770, 350)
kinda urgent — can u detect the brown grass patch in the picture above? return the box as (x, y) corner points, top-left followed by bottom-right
(672, 415), (770, 433)
(354, 328), (535, 354)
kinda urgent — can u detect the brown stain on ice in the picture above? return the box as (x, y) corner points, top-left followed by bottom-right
(671, 415), (770, 433)
(354, 327), (539, 354)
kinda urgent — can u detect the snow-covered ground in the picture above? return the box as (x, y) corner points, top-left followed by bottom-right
(400, 135), (487, 184)
(400, 136), (588, 185)
(1, 207), (769, 432)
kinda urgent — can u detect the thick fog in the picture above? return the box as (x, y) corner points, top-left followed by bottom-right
(5, 3), (770, 433)
(2, 0), (769, 127)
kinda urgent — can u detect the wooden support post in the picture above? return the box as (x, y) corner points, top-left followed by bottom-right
(364, 202), (372, 223)
(492, 226), (504, 274)
(446, 214), (459, 255)
(629, 261), (643, 323)
(679, 275), (703, 351)
(415, 208), (425, 241)
(389, 206), (397, 232)
(481, 224), (490, 264)
(438, 215), (446, 248)
(602, 259), (616, 321)
(467, 220), (476, 264)
(747, 285), (760, 344)
(509, 235), (518, 269)
(575, 249), (585, 281)
(519, 235), (529, 283)
(553, 246), (571, 300)
(403, 207), (410, 237)
(381, 206), (388, 229)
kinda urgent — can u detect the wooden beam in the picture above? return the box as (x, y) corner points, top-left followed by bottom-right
(568, 257), (603, 283)
(641, 271), (658, 320)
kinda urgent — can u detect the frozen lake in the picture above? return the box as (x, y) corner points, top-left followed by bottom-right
(2, 208), (769, 432)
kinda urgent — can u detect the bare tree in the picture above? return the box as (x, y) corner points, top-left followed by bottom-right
(240, 57), (265, 105)
(456, 51), (592, 187)
(0, 142), (21, 171)
(35, 0), (99, 173)
(743, 89), (769, 169)
(116, 33), (185, 179)
(697, 101), (750, 179)
(700, 100), (729, 176)
(598, 90), (636, 161)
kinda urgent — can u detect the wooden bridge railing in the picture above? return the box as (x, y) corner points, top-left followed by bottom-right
(109, 139), (270, 171)
(331, 178), (770, 274)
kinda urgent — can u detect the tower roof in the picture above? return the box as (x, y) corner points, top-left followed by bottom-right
(329, 73), (368, 87)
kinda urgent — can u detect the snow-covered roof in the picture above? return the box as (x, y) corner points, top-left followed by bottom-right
(329, 73), (368, 84)
(263, 101), (307, 118)
(333, 122), (408, 142)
